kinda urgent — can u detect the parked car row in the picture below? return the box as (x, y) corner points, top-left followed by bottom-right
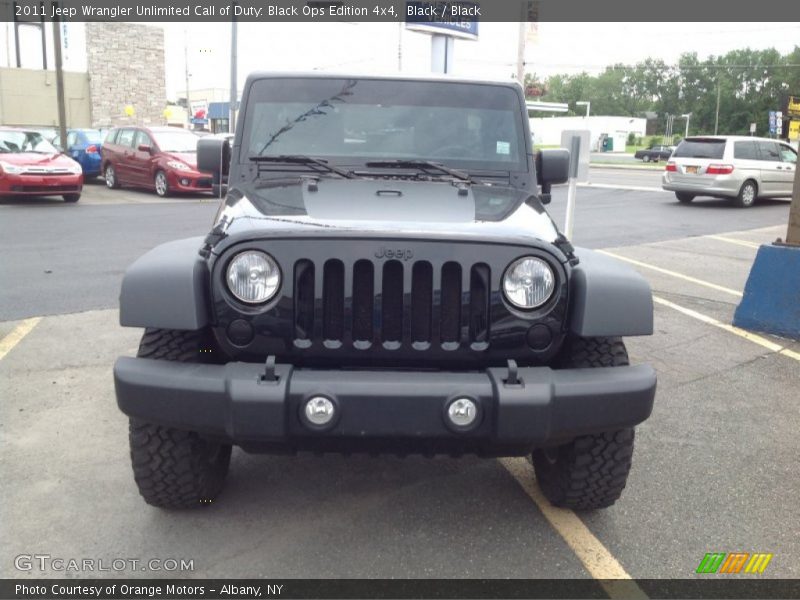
(0, 125), (219, 202)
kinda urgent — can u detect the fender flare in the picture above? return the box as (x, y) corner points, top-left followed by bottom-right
(569, 248), (654, 337)
(119, 237), (210, 330)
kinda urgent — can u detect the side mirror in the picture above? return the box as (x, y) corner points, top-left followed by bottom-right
(137, 144), (152, 153)
(535, 149), (570, 205)
(197, 137), (230, 178)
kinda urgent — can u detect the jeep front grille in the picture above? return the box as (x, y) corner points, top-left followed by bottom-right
(293, 259), (491, 350)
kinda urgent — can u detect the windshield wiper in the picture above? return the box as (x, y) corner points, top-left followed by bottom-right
(249, 155), (353, 179)
(364, 160), (475, 183)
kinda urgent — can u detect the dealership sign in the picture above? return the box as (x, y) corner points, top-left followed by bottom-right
(786, 95), (800, 118)
(406, 2), (479, 39)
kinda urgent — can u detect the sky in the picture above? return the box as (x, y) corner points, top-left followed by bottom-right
(3, 21), (799, 100)
(159, 22), (800, 99)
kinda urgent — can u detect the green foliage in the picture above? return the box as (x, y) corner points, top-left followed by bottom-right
(539, 46), (800, 136)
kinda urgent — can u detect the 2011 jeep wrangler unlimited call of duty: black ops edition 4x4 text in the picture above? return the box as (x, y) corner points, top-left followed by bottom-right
(114, 74), (657, 510)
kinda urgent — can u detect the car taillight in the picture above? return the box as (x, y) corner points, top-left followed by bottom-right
(86, 145), (98, 154)
(706, 164), (734, 175)
(665, 162), (677, 172)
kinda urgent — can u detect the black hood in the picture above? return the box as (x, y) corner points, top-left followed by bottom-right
(214, 178), (561, 246)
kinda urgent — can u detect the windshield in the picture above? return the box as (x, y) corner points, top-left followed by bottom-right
(0, 130), (59, 154)
(241, 78), (527, 172)
(152, 131), (199, 153)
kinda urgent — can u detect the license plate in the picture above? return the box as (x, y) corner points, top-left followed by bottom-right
(685, 166), (699, 174)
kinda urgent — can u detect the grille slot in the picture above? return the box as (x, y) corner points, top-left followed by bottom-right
(323, 260), (344, 341)
(294, 260), (315, 340)
(469, 264), (490, 344)
(411, 262), (433, 344)
(352, 260), (374, 343)
(293, 258), (489, 351)
(440, 262), (462, 344)
(381, 260), (404, 343)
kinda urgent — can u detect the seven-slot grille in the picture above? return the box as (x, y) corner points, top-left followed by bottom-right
(293, 259), (491, 350)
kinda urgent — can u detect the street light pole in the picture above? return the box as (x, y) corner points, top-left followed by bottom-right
(682, 113), (692, 138)
(576, 101), (590, 117)
(184, 28), (191, 129)
(229, 1), (237, 134)
(51, 8), (67, 151)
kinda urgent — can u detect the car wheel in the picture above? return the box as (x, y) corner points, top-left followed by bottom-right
(63, 194), (80, 203)
(128, 328), (231, 509)
(532, 337), (635, 510)
(104, 164), (119, 189)
(676, 192), (694, 204)
(734, 180), (757, 208)
(642, 155), (650, 163)
(154, 170), (170, 197)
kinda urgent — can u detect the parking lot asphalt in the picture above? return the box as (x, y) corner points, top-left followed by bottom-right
(1, 177), (799, 585)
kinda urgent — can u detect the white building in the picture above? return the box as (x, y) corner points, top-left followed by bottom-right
(530, 116), (647, 152)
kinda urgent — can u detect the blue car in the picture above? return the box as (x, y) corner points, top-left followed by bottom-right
(55, 129), (105, 178)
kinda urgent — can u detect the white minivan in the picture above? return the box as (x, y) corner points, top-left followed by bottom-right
(662, 136), (797, 208)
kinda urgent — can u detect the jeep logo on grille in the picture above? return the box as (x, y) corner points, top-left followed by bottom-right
(375, 247), (414, 261)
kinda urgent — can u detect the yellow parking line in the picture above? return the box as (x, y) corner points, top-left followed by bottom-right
(499, 457), (648, 599)
(653, 296), (800, 362)
(705, 235), (762, 249)
(0, 317), (42, 361)
(599, 250), (743, 298)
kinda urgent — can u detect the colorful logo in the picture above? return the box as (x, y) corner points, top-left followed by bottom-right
(696, 553), (773, 574)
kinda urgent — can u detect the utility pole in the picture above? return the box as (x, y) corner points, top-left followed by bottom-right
(397, 22), (403, 71)
(229, 2), (237, 134)
(516, 21), (525, 83)
(714, 80), (721, 135)
(184, 28), (191, 129)
(51, 5), (67, 151)
(787, 155), (800, 245)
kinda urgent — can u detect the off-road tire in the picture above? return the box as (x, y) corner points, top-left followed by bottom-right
(532, 336), (635, 509)
(129, 328), (231, 509)
(675, 192), (694, 204)
(734, 180), (757, 208)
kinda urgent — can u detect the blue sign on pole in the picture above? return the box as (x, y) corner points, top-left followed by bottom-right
(768, 110), (776, 134)
(406, 2), (479, 40)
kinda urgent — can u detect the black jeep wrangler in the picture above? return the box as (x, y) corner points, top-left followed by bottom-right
(114, 74), (656, 510)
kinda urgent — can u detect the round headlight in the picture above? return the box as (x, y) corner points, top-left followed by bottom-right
(226, 251), (280, 304)
(503, 257), (555, 309)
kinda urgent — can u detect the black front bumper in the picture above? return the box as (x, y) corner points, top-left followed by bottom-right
(114, 358), (656, 454)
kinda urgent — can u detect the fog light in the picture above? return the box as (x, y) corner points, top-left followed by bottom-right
(180, 178), (190, 186)
(304, 396), (336, 426)
(447, 398), (478, 428)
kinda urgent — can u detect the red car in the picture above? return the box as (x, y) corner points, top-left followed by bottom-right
(0, 127), (83, 203)
(101, 126), (212, 197)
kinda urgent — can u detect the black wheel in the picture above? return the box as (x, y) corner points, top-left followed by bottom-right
(63, 193), (80, 203)
(675, 192), (694, 204)
(734, 180), (757, 208)
(104, 164), (119, 189)
(128, 329), (231, 509)
(532, 337), (635, 510)
(154, 170), (170, 197)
